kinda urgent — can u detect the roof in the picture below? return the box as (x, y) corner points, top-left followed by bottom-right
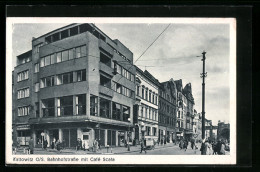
(135, 66), (160, 86)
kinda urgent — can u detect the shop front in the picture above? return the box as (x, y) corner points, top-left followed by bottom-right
(16, 125), (31, 146)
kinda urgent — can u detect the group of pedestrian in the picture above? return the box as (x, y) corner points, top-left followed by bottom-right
(200, 139), (226, 155)
(179, 139), (189, 151)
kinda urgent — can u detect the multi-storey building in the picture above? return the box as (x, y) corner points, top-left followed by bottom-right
(158, 79), (177, 144)
(12, 23), (136, 148)
(175, 79), (185, 140)
(12, 50), (32, 146)
(183, 83), (195, 140)
(217, 121), (230, 142)
(134, 67), (160, 143)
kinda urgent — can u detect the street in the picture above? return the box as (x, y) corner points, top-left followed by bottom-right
(14, 143), (229, 155)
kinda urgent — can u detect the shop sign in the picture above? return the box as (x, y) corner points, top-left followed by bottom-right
(16, 125), (30, 130)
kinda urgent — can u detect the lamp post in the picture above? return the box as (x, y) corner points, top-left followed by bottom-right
(127, 118), (131, 151)
(41, 132), (44, 149)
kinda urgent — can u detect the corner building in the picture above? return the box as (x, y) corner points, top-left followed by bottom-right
(13, 23), (136, 148)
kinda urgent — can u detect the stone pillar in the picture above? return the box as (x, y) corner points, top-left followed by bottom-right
(115, 131), (118, 146)
(104, 129), (107, 147)
(59, 129), (63, 142)
(32, 130), (36, 147)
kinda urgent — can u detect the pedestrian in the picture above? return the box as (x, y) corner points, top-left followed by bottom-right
(183, 140), (188, 151)
(140, 139), (146, 154)
(76, 138), (80, 151)
(93, 139), (98, 152)
(29, 137), (34, 154)
(51, 138), (56, 149)
(84, 141), (89, 151)
(219, 141), (226, 155)
(179, 139), (184, 150)
(56, 140), (61, 153)
(98, 139), (101, 150)
(200, 139), (207, 155)
(43, 139), (48, 150)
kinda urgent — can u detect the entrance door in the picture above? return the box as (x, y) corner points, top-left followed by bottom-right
(50, 129), (59, 143)
(70, 129), (77, 148)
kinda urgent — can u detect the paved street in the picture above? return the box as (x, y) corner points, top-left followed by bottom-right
(13, 143), (229, 155)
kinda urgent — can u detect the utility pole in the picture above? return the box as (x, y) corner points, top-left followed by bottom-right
(200, 51), (207, 140)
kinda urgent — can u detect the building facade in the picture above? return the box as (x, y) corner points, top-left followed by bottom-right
(158, 79), (177, 144)
(175, 79), (185, 140)
(134, 68), (160, 143)
(13, 23), (136, 148)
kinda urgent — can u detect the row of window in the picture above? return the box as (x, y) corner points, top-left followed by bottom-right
(17, 87), (30, 99)
(177, 120), (184, 128)
(139, 104), (158, 121)
(113, 82), (134, 99)
(159, 114), (175, 127)
(114, 63), (135, 82)
(145, 126), (157, 136)
(17, 70), (29, 82)
(18, 106), (30, 116)
(137, 85), (158, 105)
(159, 90), (176, 104)
(36, 69), (86, 90)
(39, 45), (86, 68)
(108, 43), (131, 63)
(90, 95), (131, 122)
(159, 100), (176, 115)
(177, 111), (184, 119)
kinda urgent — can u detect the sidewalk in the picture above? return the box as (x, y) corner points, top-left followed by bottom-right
(15, 142), (178, 155)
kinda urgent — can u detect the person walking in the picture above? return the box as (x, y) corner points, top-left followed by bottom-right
(219, 141), (226, 155)
(183, 140), (188, 151)
(56, 140), (61, 153)
(140, 139), (146, 154)
(93, 139), (98, 152)
(43, 139), (48, 150)
(200, 139), (207, 155)
(179, 139), (184, 150)
(29, 137), (34, 154)
(51, 138), (56, 149)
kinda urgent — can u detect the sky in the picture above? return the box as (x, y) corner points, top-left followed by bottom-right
(12, 22), (231, 125)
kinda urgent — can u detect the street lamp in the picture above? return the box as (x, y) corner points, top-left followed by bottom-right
(41, 132), (44, 149)
(127, 118), (131, 151)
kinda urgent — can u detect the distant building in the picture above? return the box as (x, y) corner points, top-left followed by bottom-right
(175, 79), (185, 140)
(192, 110), (202, 141)
(217, 121), (230, 142)
(158, 79), (177, 143)
(134, 67), (160, 143)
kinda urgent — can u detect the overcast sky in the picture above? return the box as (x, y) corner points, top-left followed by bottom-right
(12, 22), (230, 125)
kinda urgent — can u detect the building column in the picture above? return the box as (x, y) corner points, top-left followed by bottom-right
(104, 129), (107, 147)
(32, 130), (36, 147)
(115, 131), (118, 146)
(59, 129), (63, 142)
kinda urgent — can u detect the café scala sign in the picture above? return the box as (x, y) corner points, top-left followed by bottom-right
(16, 125), (30, 130)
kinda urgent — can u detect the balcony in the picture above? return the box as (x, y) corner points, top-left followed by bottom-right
(99, 85), (113, 97)
(99, 40), (114, 55)
(99, 62), (114, 76)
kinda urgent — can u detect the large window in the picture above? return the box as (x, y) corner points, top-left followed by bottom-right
(34, 83), (39, 92)
(18, 106), (30, 116)
(17, 70), (29, 82)
(100, 52), (111, 67)
(34, 63), (39, 73)
(112, 102), (121, 120)
(57, 72), (73, 85)
(76, 69), (86, 82)
(40, 54), (55, 67)
(42, 98), (55, 117)
(75, 45), (86, 58)
(100, 98), (110, 118)
(153, 127), (157, 136)
(122, 105), (130, 122)
(100, 75), (111, 88)
(57, 96), (73, 116)
(40, 76), (55, 88)
(90, 95), (98, 116)
(76, 94), (86, 115)
(17, 87), (29, 99)
(142, 87), (144, 98)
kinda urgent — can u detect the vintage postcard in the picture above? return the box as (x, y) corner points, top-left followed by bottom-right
(6, 17), (236, 165)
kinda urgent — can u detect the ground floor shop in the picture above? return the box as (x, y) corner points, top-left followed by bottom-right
(13, 124), (31, 147)
(135, 121), (158, 144)
(30, 122), (134, 148)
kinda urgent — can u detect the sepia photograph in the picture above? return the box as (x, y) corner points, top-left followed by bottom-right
(6, 17), (236, 165)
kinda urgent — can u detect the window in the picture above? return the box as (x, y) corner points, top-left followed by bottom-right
(153, 127), (157, 136)
(100, 98), (110, 118)
(40, 57), (45, 67)
(122, 105), (130, 122)
(57, 96), (73, 116)
(70, 26), (78, 36)
(34, 83), (39, 92)
(18, 106), (30, 116)
(34, 43), (43, 54)
(35, 102), (39, 117)
(136, 85), (140, 96)
(145, 88), (148, 100)
(52, 32), (60, 42)
(149, 108), (151, 119)
(42, 98), (55, 117)
(57, 52), (61, 63)
(45, 55), (51, 66)
(17, 87), (29, 99)
(76, 94), (86, 115)
(40, 76), (55, 88)
(131, 74), (135, 82)
(57, 72), (73, 85)
(142, 87), (144, 98)
(90, 95), (98, 116)
(17, 70), (29, 82)
(112, 102), (121, 120)
(100, 75), (111, 88)
(76, 45), (86, 58)
(127, 71), (131, 80)
(34, 63), (39, 73)
(140, 106), (144, 117)
(146, 126), (151, 136)
(62, 50), (69, 62)
(149, 90), (151, 102)
(61, 30), (69, 39)
(76, 69), (86, 82)
(116, 64), (122, 75)
(100, 52), (111, 67)
(152, 94), (155, 104)
(116, 83), (122, 93)
(69, 49), (74, 60)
